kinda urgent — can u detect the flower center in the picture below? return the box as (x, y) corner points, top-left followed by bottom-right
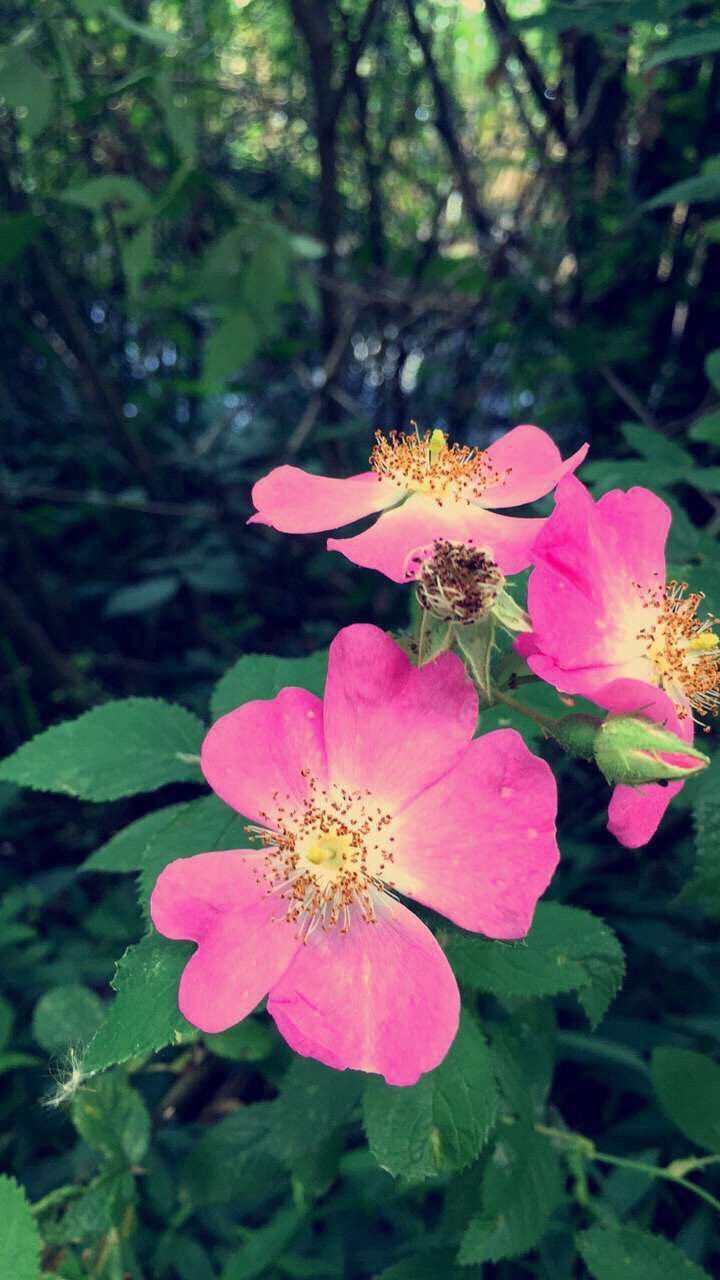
(246, 772), (395, 938)
(635, 578), (720, 724)
(412, 539), (505, 624)
(369, 427), (509, 505)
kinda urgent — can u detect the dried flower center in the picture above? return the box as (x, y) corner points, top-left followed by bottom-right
(412, 539), (504, 624)
(246, 772), (395, 939)
(370, 427), (509, 505)
(635, 578), (720, 724)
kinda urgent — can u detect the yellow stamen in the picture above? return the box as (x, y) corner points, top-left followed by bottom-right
(369, 427), (510, 505)
(688, 632), (719, 653)
(635, 579), (720, 725)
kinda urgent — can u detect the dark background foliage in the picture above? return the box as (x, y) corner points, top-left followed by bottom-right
(2, 0), (720, 1276)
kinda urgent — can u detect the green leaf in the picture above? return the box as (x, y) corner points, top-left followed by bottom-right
(204, 1019), (274, 1062)
(458, 1123), (563, 1263)
(706, 350), (720, 393)
(81, 933), (195, 1077)
(181, 1104), (283, 1209)
(221, 1206), (304, 1280)
(61, 1170), (135, 1243)
(651, 1047), (720, 1153)
(620, 422), (692, 469)
(33, 985), (105, 1054)
(0, 699), (204, 801)
(211, 650), (328, 720)
(266, 1057), (364, 1166)
(60, 176), (152, 224)
(646, 27), (720, 71)
(0, 993), (13, 1051)
(0, 1176), (41, 1280)
(0, 47), (53, 138)
(137, 794), (250, 911)
(688, 412), (720, 444)
(72, 1070), (150, 1164)
(444, 903), (624, 1027)
(578, 1224), (710, 1279)
(644, 171), (720, 210)
(204, 309), (260, 387)
(684, 758), (720, 916)
(0, 213), (43, 270)
(363, 1014), (497, 1180)
(377, 1250), (470, 1280)
(104, 575), (178, 617)
(155, 71), (197, 159)
(81, 803), (190, 873)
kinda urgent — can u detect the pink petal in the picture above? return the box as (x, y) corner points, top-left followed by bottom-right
(201, 688), (327, 826)
(267, 895), (460, 1085)
(522, 477), (669, 692)
(479, 426), (589, 508)
(322, 624), (477, 810)
(388, 730), (559, 939)
(151, 851), (301, 1034)
(249, 466), (401, 533)
(595, 678), (691, 849)
(328, 493), (545, 581)
(151, 848), (263, 941)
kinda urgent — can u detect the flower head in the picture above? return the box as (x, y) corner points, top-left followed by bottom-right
(517, 476), (718, 846)
(413, 539), (504, 624)
(151, 625), (560, 1085)
(249, 425), (588, 582)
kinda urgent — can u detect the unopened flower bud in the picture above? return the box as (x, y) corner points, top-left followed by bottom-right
(413, 540), (504, 626)
(594, 715), (711, 786)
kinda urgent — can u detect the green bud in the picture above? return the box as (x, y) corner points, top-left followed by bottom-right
(550, 713), (603, 761)
(594, 715), (710, 786)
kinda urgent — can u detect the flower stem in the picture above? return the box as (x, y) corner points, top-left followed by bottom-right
(536, 1124), (720, 1216)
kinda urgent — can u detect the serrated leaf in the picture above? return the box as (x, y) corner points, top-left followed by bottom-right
(72, 1070), (150, 1164)
(211, 650), (328, 721)
(458, 1123), (563, 1263)
(445, 903), (624, 1027)
(651, 1047), (720, 1152)
(578, 1224), (710, 1279)
(0, 1175), (41, 1280)
(0, 699), (204, 801)
(33, 985), (105, 1054)
(81, 803), (190, 873)
(137, 793), (250, 911)
(81, 933), (195, 1076)
(61, 1170), (135, 1244)
(266, 1057), (363, 1166)
(363, 1015), (497, 1180)
(621, 422), (692, 469)
(181, 1103), (282, 1208)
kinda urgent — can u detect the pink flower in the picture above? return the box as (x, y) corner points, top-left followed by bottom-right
(151, 624), (560, 1085)
(249, 425), (588, 582)
(517, 476), (719, 846)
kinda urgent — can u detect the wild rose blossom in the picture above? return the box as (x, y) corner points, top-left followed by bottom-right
(517, 476), (719, 847)
(151, 624), (560, 1085)
(249, 425), (588, 582)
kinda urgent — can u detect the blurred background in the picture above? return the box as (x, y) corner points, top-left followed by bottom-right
(2, 2), (720, 1276)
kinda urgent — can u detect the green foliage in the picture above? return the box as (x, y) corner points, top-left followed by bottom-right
(72, 1071), (150, 1165)
(651, 1048), (720, 1153)
(578, 1224), (711, 1279)
(458, 1124), (564, 1264)
(363, 1015), (497, 1180)
(210, 650), (329, 720)
(32, 985), (105, 1054)
(0, 700), (204, 801)
(0, 1176), (41, 1280)
(445, 903), (625, 1027)
(81, 934), (194, 1077)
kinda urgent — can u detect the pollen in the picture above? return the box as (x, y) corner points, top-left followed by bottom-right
(245, 772), (395, 939)
(635, 578), (720, 725)
(369, 426), (509, 505)
(411, 539), (504, 624)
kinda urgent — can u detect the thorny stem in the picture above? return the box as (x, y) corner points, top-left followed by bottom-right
(537, 1125), (720, 1216)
